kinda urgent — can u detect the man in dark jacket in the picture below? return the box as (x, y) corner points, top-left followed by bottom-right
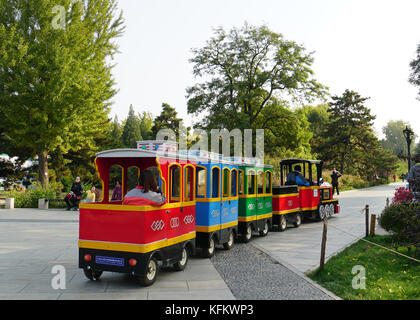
(408, 155), (420, 194)
(331, 168), (342, 195)
(286, 165), (310, 187)
(65, 176), (84, 211)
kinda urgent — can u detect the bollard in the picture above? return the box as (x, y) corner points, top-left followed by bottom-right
(5, 198), (15, 209)
(370, 214), (376, 236)
(365, 205), (369, 238)
(386, 198), (390, 207)
(319, 216), (328, 271)
(38, 198), (49, 210)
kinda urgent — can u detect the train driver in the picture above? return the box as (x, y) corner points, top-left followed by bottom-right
(122, 170), (167, 206)
(286, 165), (310, 187)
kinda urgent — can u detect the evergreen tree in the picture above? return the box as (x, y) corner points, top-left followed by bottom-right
(151, 103), (183, 140)
(139, 111), (154, 140)
(0, 0), (125, 187)
(318, 90), (378, 175)
(110, 115), (124, 148)
(121, 105), (142, 148)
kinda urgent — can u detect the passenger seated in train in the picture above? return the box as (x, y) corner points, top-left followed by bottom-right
(286, 165), (310, 187)
(122, 170), (167, 206)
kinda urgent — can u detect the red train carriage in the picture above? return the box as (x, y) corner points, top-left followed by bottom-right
(78, 141), (196, 286)
(272, 159), (339, 230)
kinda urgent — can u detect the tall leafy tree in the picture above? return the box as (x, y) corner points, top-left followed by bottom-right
(381, 120), (417, 156)
(186, 23), (327, 132)
(318, 90), (378, 175)
(0, 0), (124, 187)
(121, 105), (142, 148)
(409, 43), (420, 98)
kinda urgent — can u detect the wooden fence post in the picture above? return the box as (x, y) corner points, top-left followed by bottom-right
(365, 205), (370, 238)
(320, 216), (328, 271)
(370, 214), (376, 236)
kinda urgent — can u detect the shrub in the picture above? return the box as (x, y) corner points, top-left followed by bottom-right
(7, 182), (63, 208)
(392, 187), (414, 203)
(379, 202), (420, 256)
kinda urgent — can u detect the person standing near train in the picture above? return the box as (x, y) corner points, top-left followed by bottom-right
(331, 168), (342, 195)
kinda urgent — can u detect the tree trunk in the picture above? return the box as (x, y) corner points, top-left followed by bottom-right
(37, 150), (49, 188)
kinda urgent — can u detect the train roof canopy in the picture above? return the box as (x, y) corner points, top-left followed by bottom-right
(280, 159), (323, 166)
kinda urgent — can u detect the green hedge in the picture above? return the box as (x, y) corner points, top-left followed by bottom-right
(379, 202), (420, 256)
(5, 182), (65, 208)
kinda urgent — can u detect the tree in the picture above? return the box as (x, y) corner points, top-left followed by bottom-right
(109, 115), (124, 148)
(300, 104), (330, 155)
(186, 23), (327, 132)
(121, 105), (142, 148)
(409, 43), (420, 98)
(151, 103), (183, 140)
(139, 111), (154, 140)
(0, 0), (125, 187)
(253, 98), (313, 157)
(318, 90), (378, 175)
(381, 120), (417, 156)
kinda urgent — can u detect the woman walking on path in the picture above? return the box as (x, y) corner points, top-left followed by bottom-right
(331, 168), (342, 195)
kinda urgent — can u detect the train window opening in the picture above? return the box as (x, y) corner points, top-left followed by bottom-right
(196, 167), (206, 198)
(211, 167), (220, 198)
(222, 168), (230, 198)
(184, 166), (194, 202)
(231, 169), (238, 197)
(127, 166), (140, 192)
(265, 171), (272, 194)
(248, 170), (256, 195)
(238, 170), (244, 195)
(169, 165), (181, 203)
(109, 165), (123, 202)
(257, 170), (264, 194)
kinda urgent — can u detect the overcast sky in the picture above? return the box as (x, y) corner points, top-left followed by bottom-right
(110, 0), (420, 141)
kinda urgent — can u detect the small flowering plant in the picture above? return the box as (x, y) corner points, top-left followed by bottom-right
(392, 187), (414, 204)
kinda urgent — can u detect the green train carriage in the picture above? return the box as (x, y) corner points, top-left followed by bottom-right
(237, 161), (273, 242)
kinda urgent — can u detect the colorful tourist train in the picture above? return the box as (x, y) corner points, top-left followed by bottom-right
(78, 140), (339, 286)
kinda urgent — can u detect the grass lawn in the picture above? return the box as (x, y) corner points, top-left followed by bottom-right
(308, 235), (420, 300)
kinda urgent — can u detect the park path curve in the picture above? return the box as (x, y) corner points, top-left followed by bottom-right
(251, 182), (401, 274)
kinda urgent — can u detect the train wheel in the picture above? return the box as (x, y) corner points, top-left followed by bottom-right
(241, 225), (252, 243)
(223, 230), (235, 250)
(318, 205), (326, 221)
(138, 256), (158, 286)
(278, 215), (287, 232)
(327, 204), (334, 218)
(173, 247), (189, 271)
(83, 266), (103, 281)
(259, 220), (269, 237)
(203, 236), (216, 258)
(294, 213), (302, 228)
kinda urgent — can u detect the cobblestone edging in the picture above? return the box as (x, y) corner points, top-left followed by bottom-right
(211, 242), (339, 300)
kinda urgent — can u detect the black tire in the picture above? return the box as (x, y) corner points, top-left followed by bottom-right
(173, 247), (189, 271)
(278, 215), (287, 232)
(223, 230), (235, 250)
(259, 220), (269, 236)
(202, 236), (216, 258)
(294, 213), (302, 228)
(138, 256), (158, 286)
(241, 224), (252, 243)
(83, 266), (103, 281)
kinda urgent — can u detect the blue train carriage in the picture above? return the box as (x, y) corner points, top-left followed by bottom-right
(190, 151), (239, 258)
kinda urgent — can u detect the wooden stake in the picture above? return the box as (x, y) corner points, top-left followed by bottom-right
(320, 217), (328, 271)
(365, 205), (370, 238)
(370, 214), (376, 236)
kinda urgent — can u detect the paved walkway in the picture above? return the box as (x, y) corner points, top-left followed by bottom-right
(0, 209), (234, 300)
(252, 182), (400, 274)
